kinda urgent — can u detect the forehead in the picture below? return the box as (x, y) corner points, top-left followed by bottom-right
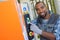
(35, 3), (45, 8)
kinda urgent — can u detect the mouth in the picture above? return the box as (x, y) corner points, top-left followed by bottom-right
(40, 13), (45, 16)
(39, 12), (47, 18)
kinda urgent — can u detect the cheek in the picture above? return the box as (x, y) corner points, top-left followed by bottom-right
(37, 12), (39, 14)
(37, 10), (40, 14)
(43, 9), (47, 13)
(43, 8), (46, 11)
(37, 11), (40, 15)
(44, 8), (47, 12)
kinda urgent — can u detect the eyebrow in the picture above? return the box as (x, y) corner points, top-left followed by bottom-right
(40, 5), (45, 8)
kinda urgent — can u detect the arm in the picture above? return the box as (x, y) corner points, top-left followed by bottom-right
(30, 23), (56, 40)
(53, 17), (60, 40)
(42, 17), (60, 40)
(42, 31), (55, 40)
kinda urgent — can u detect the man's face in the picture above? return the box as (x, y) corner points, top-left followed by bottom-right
(35, 3), (47, 18)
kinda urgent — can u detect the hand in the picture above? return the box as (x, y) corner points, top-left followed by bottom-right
(30, 23), (42, 35)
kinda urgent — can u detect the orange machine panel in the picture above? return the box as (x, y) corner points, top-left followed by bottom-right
(0, 0), (24, 40)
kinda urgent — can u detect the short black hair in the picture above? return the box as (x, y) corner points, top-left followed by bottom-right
(35, 1), (46, 6)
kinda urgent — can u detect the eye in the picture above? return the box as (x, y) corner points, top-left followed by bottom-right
(41, 5), (45, 9)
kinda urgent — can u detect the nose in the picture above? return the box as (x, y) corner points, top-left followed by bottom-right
(39, 9), (43, 13)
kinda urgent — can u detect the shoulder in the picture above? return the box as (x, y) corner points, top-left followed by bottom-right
(56, 15), (60, 23)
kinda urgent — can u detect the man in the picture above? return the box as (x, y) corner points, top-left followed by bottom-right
(30, 1), (60, 40)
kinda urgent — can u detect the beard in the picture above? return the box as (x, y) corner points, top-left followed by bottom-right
(39, 12), (47, 19)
